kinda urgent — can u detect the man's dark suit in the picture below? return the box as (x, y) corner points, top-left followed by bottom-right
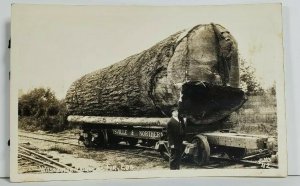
(167, 117), (185, 170)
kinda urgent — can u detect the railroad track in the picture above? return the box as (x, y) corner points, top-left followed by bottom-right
(18, 133), (162, 160)
(19, 130), (79, 140)
(18, 145), (80, 173)
(19, 134), (81, 147)
(209, 156), (278, 169)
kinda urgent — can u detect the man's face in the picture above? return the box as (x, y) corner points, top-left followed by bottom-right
(172, 110), (178, 118)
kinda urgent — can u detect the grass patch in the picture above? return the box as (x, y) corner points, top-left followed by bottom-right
(48, 145), (73, 154)
(233, 123), (277, 136)
(232, 93), (278, 136)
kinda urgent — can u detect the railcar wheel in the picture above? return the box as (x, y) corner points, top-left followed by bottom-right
(93, 130), (109, 147)
(225, 147), (246, 160)
(159, 147), (170, 161)
(127, 138), (138, 146)
(106, 129), (120, 147)
(83, 132), (93, 148)
(192, 135), (210, 166)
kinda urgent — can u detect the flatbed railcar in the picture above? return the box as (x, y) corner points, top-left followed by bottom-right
(68, 115), (277, 165)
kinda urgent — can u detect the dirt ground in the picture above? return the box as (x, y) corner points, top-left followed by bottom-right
(18, 130), (169, 173)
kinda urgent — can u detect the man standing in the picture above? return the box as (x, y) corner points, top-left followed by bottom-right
(167, 109), (185, 170)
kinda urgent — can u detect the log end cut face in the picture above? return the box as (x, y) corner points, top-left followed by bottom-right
(66, 23), (246, 124)
(179, 81), (246, 125)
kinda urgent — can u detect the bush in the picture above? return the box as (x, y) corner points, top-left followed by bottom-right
(239, 58), (265, 96)
(18, 88), (69, 132)
(19, 117), (42, 132)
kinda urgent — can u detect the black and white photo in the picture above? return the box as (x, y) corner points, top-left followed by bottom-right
(10, 3), (287, 182)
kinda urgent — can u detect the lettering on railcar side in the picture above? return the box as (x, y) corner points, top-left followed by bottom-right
(139, 131), (163, 138)
(112, 129), (128, 136)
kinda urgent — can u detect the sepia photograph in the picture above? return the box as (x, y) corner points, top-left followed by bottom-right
(10, 3), (287, 182)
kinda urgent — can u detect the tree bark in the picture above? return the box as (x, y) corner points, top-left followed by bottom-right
(65, 23), (244, 122)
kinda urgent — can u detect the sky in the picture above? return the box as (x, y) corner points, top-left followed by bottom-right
(11, 4), (284, 99)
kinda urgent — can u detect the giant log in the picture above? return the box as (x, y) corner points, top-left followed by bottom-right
(66, 23), (246, 124)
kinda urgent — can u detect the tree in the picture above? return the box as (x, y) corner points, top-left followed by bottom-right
(65, 24), (241, 119)
(239, 58), (264, 95)
(18, 88), (68, 132)
(266, 82), (276, 96)
(18, 88), (59, 117)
